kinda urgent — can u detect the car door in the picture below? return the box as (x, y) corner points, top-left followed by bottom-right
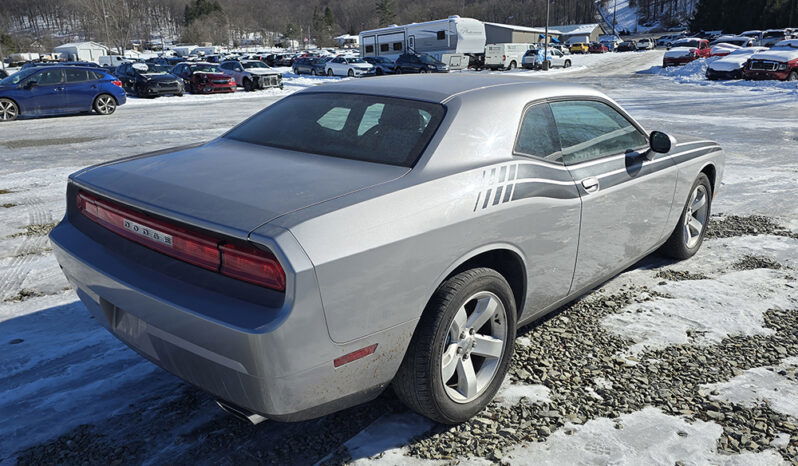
(63, 68), (97, 111)
(510, 102), (582, 317)
(20, 68), (66, 115)
(551, 49), (564, 67)
(550, 99), (677, 292)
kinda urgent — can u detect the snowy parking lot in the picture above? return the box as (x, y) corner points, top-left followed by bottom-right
(1, 51), (797, 464)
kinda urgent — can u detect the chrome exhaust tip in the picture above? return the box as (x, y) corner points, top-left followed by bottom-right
(215, 400), (267, 425)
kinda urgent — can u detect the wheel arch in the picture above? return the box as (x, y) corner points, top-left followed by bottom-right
(426, 244), (528, 322)
(700, 163), (716, 193)
(0, 96), (22, 115)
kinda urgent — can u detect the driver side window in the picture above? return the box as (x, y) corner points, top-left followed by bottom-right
(549, 100), (648, 166)
(31, 69), (63, 85)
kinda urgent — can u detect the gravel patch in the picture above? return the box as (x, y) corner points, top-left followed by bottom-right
(7, 222), (58, 238)
(707, 215), (797, 240)
(733, 255), (784, 271)
(404, 286), (798, 462)
(655, 270), (710, 281)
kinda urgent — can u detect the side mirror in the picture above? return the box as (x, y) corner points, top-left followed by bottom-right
(24, 80), (38, 89)
(649, 130), (676, 154)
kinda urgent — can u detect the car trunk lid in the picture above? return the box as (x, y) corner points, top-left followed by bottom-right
(71, 139), (409, 238)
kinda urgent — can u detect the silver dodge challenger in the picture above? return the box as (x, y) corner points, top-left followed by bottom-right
(50, 74), (724, 424)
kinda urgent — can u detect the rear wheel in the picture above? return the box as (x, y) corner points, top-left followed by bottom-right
(564, 60), (571, 68)
(0, 98), (19, 122)
(376, 68), (383, 76)
(508, 61), (517, 70)
(243, 79), (254, 92)
(660, 173), (712, 260)
(311, 69), (317, 76)
(93, 94), (116, 115)
(393, 268), (516, 424)
(787, 71), (798, 81)
(327, 69), (334, 76)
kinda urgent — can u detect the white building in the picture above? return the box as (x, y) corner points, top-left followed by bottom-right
(334, 34), (359, 48)
(546, 24), (607, 44)
(53, 42), (109, 62)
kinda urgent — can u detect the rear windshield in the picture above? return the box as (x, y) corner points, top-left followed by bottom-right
(224, 92), (445, 167)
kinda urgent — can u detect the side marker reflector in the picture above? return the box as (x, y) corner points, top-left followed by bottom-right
(334, 344), (378, 367)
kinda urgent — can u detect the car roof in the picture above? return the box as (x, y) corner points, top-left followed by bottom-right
(303, 74), (605, 104)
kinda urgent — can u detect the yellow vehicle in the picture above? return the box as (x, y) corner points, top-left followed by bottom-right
(569, 42), (589, 54)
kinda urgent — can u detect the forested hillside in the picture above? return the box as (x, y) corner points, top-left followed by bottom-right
(690, 0), (797, 31)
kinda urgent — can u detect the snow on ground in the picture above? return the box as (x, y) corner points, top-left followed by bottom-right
(602, 269), (797, 353)
(702, 357), (798, 418)
(502, 407), (784, 465)
(1, 50), (797, 464)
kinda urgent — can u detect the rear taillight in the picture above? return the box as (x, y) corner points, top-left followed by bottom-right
(76, 191), (285, 291)
(220, 243), (286, 290)
(112, 80), (123, 87)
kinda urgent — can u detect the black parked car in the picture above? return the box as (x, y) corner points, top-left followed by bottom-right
(115, 62), (184, 97)
(394, 53), (448, 73)
(616, 40), (638, 52)
(146, 56), (184, 68)
(363, 56), (396, 75)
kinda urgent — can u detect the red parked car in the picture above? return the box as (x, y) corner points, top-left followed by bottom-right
(170, 62), (236, 94)
(742, 39), (798, 81)
(589, 42), (609, 53)
(662, 38), (711, 67)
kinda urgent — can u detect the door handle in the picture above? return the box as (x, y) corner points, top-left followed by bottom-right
(581, 177), (600, 193)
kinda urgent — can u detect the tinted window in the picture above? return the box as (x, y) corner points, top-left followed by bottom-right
(380, 43), (389, 52)
(65, 68), (90, 82)
(365, 45), (374, 53)
(393, 42), (402, 51)
(550, 100), (648, 165)
(436, 30), (446, 40)
(515, 103), (562, 162)
(225, 93), (445, 167)
(32, 69), (63, 85)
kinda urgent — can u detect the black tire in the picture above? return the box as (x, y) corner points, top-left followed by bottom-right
(393, 268), (517, 424)
(0, 98), (20, 122)
(93, 94), (116, 115)
(175, 93), (184, 97)
(243, 79), (254, 92)
(787, 71), (798, 82)
(660, 173), (712, 260)
(564, 60), (571, 68)
(311, 69), (317, 76)
(327, 69), (334, 76)
(542, 60), (551, 71)
(347, 69), (354, 77)
(376, 68), (383, 76)
(395, 68), (402, 74)
(508, 61), (517, 70)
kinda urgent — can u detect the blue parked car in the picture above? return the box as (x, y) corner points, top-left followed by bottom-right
(0, 66), (126, 122)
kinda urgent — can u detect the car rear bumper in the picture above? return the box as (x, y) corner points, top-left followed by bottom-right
(742, 69), (790, 80)
(663, 56), (696, 67)
(49, 213), (414, 421)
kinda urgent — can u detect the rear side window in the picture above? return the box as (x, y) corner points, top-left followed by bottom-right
(224, 93), (445, 167)
(32, 69), (63, 85)
(514, 103), (562, 162)
(65, 68), (89, 82)
(549, 100), (648, 166)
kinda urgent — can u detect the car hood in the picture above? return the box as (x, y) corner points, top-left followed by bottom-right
(247, 68), (280, 75)
(709, 54), (754, 70)
(141, 74), (179, 82)
(664, 47), (695, 58)
(70, 139), (409, 237)
(750, 50), (798, 63)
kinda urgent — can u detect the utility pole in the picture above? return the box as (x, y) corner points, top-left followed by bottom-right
(0, 41), (5, 72)
(613, 0), (618, 35)
(544, 0), (550, 69)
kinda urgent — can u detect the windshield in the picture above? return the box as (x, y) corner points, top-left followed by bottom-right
(224, 93), (445, 167)
(0, 68), (37, 86)
(243, 61), (268, 69)
(764, 31), (785, 38)
(673, 40), (701, 48)
(189, 64), (219, 73)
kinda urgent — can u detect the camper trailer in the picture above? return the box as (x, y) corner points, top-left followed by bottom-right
(359, 16), (485, 69)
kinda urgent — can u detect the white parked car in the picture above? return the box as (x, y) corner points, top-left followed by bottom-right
(325, 56), (374, 77)
(485, 43), (533, 70)
(706, 46), (767, 79)
(636, 38), (656, 50)
(219, 60), (283, 91)
(710, 43), (741, 57)
(521, 47), (571, 70)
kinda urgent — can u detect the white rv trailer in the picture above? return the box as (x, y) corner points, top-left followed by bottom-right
(359, 16), (485, 69)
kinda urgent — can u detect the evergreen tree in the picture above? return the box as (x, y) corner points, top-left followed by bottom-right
(376, 0), (396, 27)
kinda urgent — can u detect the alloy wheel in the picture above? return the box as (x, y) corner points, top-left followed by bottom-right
(683, 184), (709, 248)
(95, 95), (116, 115)
(441, 291), (507, 403)
(0, 100), (18, 121)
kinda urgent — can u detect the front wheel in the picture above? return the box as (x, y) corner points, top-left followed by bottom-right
(347, 69), (354, 77)
(508, 61), (516, 70)
(787, 71), (798, 81)
(93, 94), (116, 115)
(660, 173), (712, 259)
(327, 69), (334, 76)
(564, 60), (571, 68)
(0, 98), (19, 122)
(393, 268), (516, 424)
(311, 69), (317, 76)
(243, 79), (254, 92)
